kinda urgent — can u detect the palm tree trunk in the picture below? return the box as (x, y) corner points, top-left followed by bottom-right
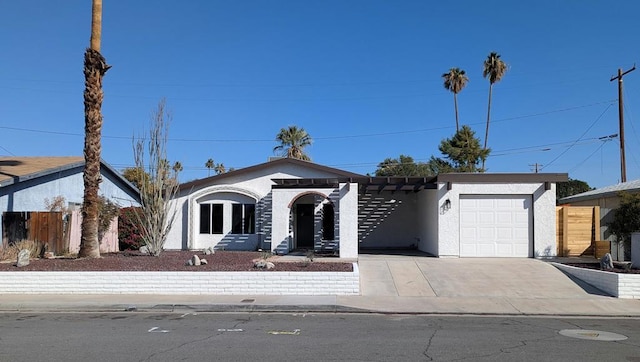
(453, 93), (460, 131)
(482, 84), (493, 170)
(79, 0), (109, 258)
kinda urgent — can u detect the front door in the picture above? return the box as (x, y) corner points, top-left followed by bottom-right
(296, 204), (314, 249)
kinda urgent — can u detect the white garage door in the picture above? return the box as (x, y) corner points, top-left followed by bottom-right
(459, 195), (532, 257)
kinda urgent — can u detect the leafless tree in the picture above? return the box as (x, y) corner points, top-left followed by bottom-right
(132, 99), (179, 256)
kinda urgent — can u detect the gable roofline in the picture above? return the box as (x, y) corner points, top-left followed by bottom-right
(180, 158), (365, 191)
(559, 178), (640, 204)
(0, 157), (140, 201)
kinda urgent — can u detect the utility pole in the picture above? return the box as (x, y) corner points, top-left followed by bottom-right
(610, 65), (636, 183)
(529, 163), (542, 173)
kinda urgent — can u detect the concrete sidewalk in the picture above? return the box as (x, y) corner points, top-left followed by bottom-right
(0, 255), (638, 316)
(1, 293), (639, 317)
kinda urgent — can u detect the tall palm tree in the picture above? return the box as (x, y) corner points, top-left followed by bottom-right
(79, 0), (110, 258)
(205, 158), (214, 176)
(442, 67), (469, 131)
(273, 125), (312, 161)
(482, 52), (507, 168)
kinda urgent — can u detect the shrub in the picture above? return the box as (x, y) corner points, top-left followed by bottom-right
(609, 191), (640, 260)
(0, 239), (42, 261)
(118, 207), (144, 250)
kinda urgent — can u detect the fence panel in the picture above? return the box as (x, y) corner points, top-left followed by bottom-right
(556, 206), (606, 257)
(67, 210), (119, 254)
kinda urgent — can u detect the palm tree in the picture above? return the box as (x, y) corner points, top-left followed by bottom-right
(482, 52), (507, 168)
(205, 158), (214, 176)
(442, 67), (469, 131)
(273, 125), (312, 161)
(79, 0), (110, 258)
(214, 163), (226, 175)
(172, 161), (183, 173)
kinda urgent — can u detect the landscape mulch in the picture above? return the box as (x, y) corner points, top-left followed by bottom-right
(0, 250), (353, 272)
(564, 262), (640, 274)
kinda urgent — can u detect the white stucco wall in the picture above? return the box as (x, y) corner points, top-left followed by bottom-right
(417, 189), (439, 256)
(167, 162), (360, 258)
(436, 182), (556, 258)
(339, 183), (358, 258)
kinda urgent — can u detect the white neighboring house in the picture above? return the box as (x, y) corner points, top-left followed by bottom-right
(167, 158), (566, 259)
(0, 157), (140, 247)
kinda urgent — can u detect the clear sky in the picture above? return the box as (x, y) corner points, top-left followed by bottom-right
(1, 1), (638, 188)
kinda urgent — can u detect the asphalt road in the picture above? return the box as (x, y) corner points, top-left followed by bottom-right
(1, 312), (639, 361)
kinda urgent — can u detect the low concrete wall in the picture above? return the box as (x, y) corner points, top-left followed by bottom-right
(553, 263), (640, 299)
(0, 264), (359, 296)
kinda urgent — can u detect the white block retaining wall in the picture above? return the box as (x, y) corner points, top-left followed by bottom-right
(0, 264), (359, 295)
(553, 263), (640, 299)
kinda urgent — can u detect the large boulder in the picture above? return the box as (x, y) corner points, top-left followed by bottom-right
(253, 260), (275, 270)
(16, 249), (30, 267)
(600, 253), (614, 271)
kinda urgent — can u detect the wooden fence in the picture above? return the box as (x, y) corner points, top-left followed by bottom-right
(2, 211), (118, 255)
(67, 210), (118, 254)
(2, 212), (64, 253)
(556, 205), (609, 257)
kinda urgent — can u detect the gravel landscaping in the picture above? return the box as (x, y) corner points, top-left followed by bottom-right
(0, 250), (353, 272)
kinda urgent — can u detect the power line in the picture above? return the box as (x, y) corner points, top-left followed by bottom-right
(568, 139), (611, 174)
(0, 100), (617, 143)
(540, 103), (613, 170)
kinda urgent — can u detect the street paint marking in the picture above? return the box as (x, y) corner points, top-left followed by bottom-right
(148, 327), (170, 333)
(217, 329), (244, 332)
(268, 329), (300, 335)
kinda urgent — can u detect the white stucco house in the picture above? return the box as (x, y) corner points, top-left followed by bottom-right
(167, 158), (567, 259)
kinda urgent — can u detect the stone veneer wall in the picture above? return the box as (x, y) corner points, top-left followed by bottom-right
(0, 265), (359, 295)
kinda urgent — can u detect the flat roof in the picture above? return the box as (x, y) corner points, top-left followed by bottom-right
(272, 173), (568, 192)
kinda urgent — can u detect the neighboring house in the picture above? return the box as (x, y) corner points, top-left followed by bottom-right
(0, 157), (140, 247)
(167, 158), (566, 258)
(559, 179), (640, 242)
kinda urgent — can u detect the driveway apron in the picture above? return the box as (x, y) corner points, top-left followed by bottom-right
(358, 254), (603, 299)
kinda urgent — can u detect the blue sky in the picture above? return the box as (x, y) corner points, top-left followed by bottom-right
(1, 1), (638, 188)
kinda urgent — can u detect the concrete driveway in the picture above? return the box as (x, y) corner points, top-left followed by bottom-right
(358, 253), (607, 299)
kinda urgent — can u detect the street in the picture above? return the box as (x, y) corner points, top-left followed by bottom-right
(1, 312), (639, 361)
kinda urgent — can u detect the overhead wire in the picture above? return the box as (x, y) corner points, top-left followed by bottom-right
(540, 103), (613, 171)
(568, 139), (611, 174)
(0, 100), (617, 143)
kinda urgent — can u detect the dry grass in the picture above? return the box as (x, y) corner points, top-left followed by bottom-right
(0, 239), (43, 261)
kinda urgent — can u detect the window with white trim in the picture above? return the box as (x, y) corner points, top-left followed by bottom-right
(199, 203), (223, 234)
(232, 204), (255, 234)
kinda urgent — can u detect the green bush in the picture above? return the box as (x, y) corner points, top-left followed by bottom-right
(609, 191), (640, 256)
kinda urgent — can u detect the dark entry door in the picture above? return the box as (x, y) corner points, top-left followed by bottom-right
(296, 204), (314, 249)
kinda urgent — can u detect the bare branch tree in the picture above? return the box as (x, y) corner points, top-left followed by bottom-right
(133, 99), (179, 256)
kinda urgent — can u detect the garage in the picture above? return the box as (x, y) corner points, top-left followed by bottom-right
(459, 194), (532, 257)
